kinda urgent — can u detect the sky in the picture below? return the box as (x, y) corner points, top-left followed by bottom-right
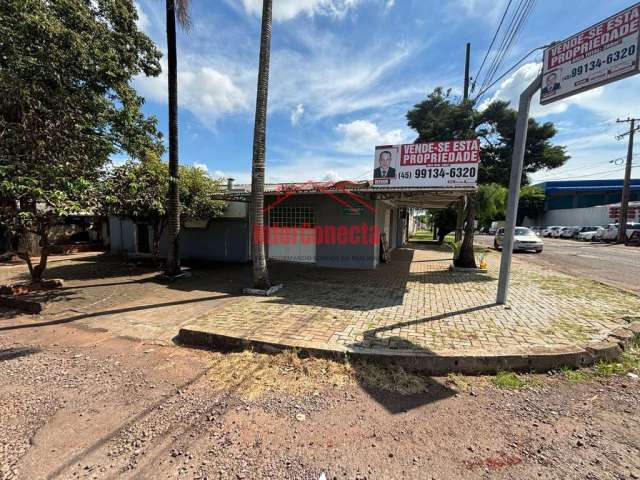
(130, 0), (640, 185)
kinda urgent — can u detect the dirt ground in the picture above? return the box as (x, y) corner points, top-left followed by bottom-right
(1, 319), (639, 480)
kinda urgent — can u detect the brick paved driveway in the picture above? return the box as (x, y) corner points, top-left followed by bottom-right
(183, 243), (639, 356)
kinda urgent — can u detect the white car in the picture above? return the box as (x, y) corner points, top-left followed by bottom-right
(494, 227), (544, 253)
(552, 227), (571, 238)
(602, 223), (640, 242)
(576, 226), (600, 241)
(542, 226), (562, 237)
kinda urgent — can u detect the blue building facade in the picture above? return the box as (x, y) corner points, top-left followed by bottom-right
(536, 179), (640, 211)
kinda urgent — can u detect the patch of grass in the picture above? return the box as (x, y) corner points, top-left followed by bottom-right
(491, 371), (540, 390)
(206, 350), (436, 400)
(560, 366), (592, 383)
(540, 320), (596, 343)
(593, 339), (640, 377)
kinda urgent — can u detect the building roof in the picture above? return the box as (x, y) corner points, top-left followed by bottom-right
(536, 179), (640, 194)
(216, 180), (475, 209)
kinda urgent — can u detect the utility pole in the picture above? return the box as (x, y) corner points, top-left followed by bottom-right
(455, 43), (471, 243)
(615, 117), (639, 243)
(463, 42), (471, 101)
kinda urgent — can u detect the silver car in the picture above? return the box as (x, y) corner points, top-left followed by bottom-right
(494, 227), (544, 253)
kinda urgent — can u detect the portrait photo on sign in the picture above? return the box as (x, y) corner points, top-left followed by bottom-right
(374, 149), (397, 179)
(541, 70), (561, 97)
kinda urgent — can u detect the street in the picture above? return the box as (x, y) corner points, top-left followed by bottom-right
(476, 235), (640, 295)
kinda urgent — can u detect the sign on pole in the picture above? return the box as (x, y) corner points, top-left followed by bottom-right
(541, 3), (640, 105)
(372, 140), (480, 188)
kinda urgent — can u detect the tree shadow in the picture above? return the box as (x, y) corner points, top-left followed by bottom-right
(0, 294), (237, 332)
(344, 303), (499, 413)
(0, 347), (41, 362)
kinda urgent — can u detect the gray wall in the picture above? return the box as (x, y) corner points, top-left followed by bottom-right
(264, 193), (379, 269)
(109, 216), (250, 263)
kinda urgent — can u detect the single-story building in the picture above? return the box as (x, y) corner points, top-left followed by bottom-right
(108, 180), (471, 269)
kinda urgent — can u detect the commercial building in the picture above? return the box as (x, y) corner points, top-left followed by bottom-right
(108, 180), (471, 269)
(525, 179), (640, 226)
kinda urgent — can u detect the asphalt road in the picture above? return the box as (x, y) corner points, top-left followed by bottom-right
(476, 234), (640, 294)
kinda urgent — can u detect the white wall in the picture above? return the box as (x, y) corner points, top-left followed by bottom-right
(534, 205), (611, 227)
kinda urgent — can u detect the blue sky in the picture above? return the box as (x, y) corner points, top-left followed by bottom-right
(131, 0), (640, 185)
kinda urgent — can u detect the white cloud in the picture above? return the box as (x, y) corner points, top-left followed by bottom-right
(290, 104), (305, 125)
(336, 119), (407, 154)
(268, 37), (427, 120)
(239, 0), (362, 21)
(192, 162), (208, 172)
(134, 2), (150, 31)
(323, 170), (341, 181)
(479, 62), (602, 118)
(136, 59), (249, 127)
(452, 0), (510, 24)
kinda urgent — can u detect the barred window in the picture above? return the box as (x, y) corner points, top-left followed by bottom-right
(269, 206), (315, 227)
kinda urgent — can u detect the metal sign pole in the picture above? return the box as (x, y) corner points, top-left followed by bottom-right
(496, 73), (542, 305)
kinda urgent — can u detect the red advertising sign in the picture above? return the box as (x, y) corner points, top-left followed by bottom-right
(541, 3), (640, 105)
(372, 140), (480, 188)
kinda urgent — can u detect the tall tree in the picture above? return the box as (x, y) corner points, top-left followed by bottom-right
(0, 0), (162, 282)
(476, 100), (568, 186)
(250, 0), (273, 289)
(406, 88), (568, 267)
(164, 0), (191, 276)
(407, 88), (478, 267)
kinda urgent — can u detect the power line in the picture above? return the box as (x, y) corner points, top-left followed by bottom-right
(535, 164), (639, 182)
(475, 0), (538, 102)
(472, 0), (514, 92)
(477, 0), (533, 95)
(473, 46), (543, 102)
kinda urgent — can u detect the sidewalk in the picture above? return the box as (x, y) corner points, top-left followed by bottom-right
(179, 243), (640, 372)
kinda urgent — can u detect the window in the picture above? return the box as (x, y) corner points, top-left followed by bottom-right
(269, 206), (315, 227)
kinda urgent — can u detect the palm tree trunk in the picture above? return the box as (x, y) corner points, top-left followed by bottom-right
(250, 0), (272, 289)
(165, 0), (180, 275)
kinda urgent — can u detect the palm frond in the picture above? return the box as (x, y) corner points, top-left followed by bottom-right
(175, 0), (191, 30)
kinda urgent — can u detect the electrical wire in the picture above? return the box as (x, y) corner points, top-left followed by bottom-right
(534, 164), (638, 182)
(477, 0), (531, 96)
(473, 46), (543, 102)
(472, 0), (514, 93)
(475, 0), (538, 102)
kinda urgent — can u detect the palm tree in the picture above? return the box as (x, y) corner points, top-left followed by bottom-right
(250, 0), (272, 289)
(164, 0), (190, 276)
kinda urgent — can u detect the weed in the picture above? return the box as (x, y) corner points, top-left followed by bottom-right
(491, 371), (540, 390)
(560, 366), (591, 383)
(593, 339), (640, 377)
(206, 350), (437, 400)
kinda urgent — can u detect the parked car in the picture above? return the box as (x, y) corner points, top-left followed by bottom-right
(529, 226), (543, 236)
(592, 225), (609, 242)
(542, 226), (562, 237)
(494, 227), (544, 253)
(576, 226), (600, 241)
(561, 226), (581, 238)
(602, 223), (640, 242)
(553, 227), (571, 238)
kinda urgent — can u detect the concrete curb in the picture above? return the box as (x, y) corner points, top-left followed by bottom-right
(177, 320), (640, 375)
